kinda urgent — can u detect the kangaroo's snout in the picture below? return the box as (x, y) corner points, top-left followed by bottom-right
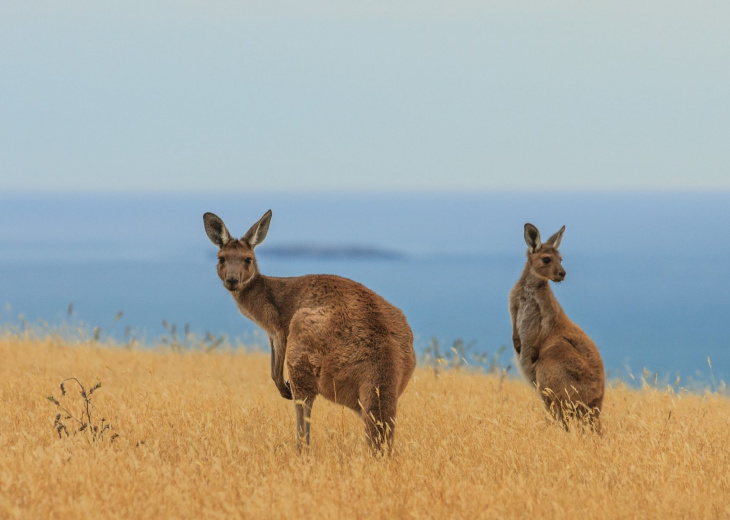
(555, 269), (566, 282)
(224, 277), (239, 290)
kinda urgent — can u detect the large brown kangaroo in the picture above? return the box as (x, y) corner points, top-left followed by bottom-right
(203, 210), (416, 451)
(509, 223), (605, 431)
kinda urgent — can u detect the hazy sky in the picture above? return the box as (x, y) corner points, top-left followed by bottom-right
(1, 1), (729, 192)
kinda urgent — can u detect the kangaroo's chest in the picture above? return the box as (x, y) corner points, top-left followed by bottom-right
(516, 294), (544, 346)
(515, 288), (557, 377)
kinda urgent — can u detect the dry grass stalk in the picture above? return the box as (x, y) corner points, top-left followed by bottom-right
(47, 377), (117, 443)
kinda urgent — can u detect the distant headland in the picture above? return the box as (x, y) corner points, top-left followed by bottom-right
(258, 244), (406, 260)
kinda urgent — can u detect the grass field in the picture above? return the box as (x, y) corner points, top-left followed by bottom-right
(1, 333), (729, 519)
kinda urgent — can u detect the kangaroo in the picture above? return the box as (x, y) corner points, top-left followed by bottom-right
(509, 223), (605, 431)
(203, 210), (416, 451)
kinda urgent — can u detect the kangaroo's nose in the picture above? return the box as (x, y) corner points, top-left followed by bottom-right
(559, 270), (566, 278)
(225, 277), (238, 288)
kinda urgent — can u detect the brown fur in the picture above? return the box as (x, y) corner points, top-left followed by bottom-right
(509, 223), (605, 432)
(203, 210), (416, 451)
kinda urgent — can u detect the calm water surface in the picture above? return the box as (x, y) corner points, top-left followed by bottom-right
(1, 192), (728, 381)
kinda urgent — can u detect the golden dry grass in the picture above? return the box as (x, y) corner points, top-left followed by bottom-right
(1, 335), (729, 519)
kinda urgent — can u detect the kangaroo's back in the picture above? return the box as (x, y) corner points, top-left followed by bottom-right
(280, 273), (415, 400)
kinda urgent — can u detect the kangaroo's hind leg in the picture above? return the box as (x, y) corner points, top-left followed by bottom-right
(577, 394), (603, 434)
(359, 381), (398, 454)
(287, 345), (319, 451)
(535, 345), (580, 429)
(294, 394), (316, 449)
(536, 343), (599, 432)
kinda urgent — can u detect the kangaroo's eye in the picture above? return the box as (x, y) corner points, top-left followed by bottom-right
(218, 257), (225, 265)
(244, 257), (252, 265)
(542, 257), (551, 264)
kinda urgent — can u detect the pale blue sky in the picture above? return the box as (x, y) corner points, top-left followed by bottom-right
(1, 1), (729, 192)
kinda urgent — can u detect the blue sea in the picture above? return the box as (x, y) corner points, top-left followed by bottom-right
(1, 192), (728, 382)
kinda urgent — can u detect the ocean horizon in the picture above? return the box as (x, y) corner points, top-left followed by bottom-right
(1, 191), (728, 383)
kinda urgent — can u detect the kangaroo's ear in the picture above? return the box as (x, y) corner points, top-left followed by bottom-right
(203, 212), (232, 248)
(546, 225), (566, 249)
(242, 209), (272, 248)
(524, 223), (541, 253)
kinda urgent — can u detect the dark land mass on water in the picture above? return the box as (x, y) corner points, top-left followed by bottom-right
(259, 244), (405, 260)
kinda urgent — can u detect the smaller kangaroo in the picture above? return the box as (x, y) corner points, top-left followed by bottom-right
(509, 223), (605, 431)
(203, 210), (416, 452)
